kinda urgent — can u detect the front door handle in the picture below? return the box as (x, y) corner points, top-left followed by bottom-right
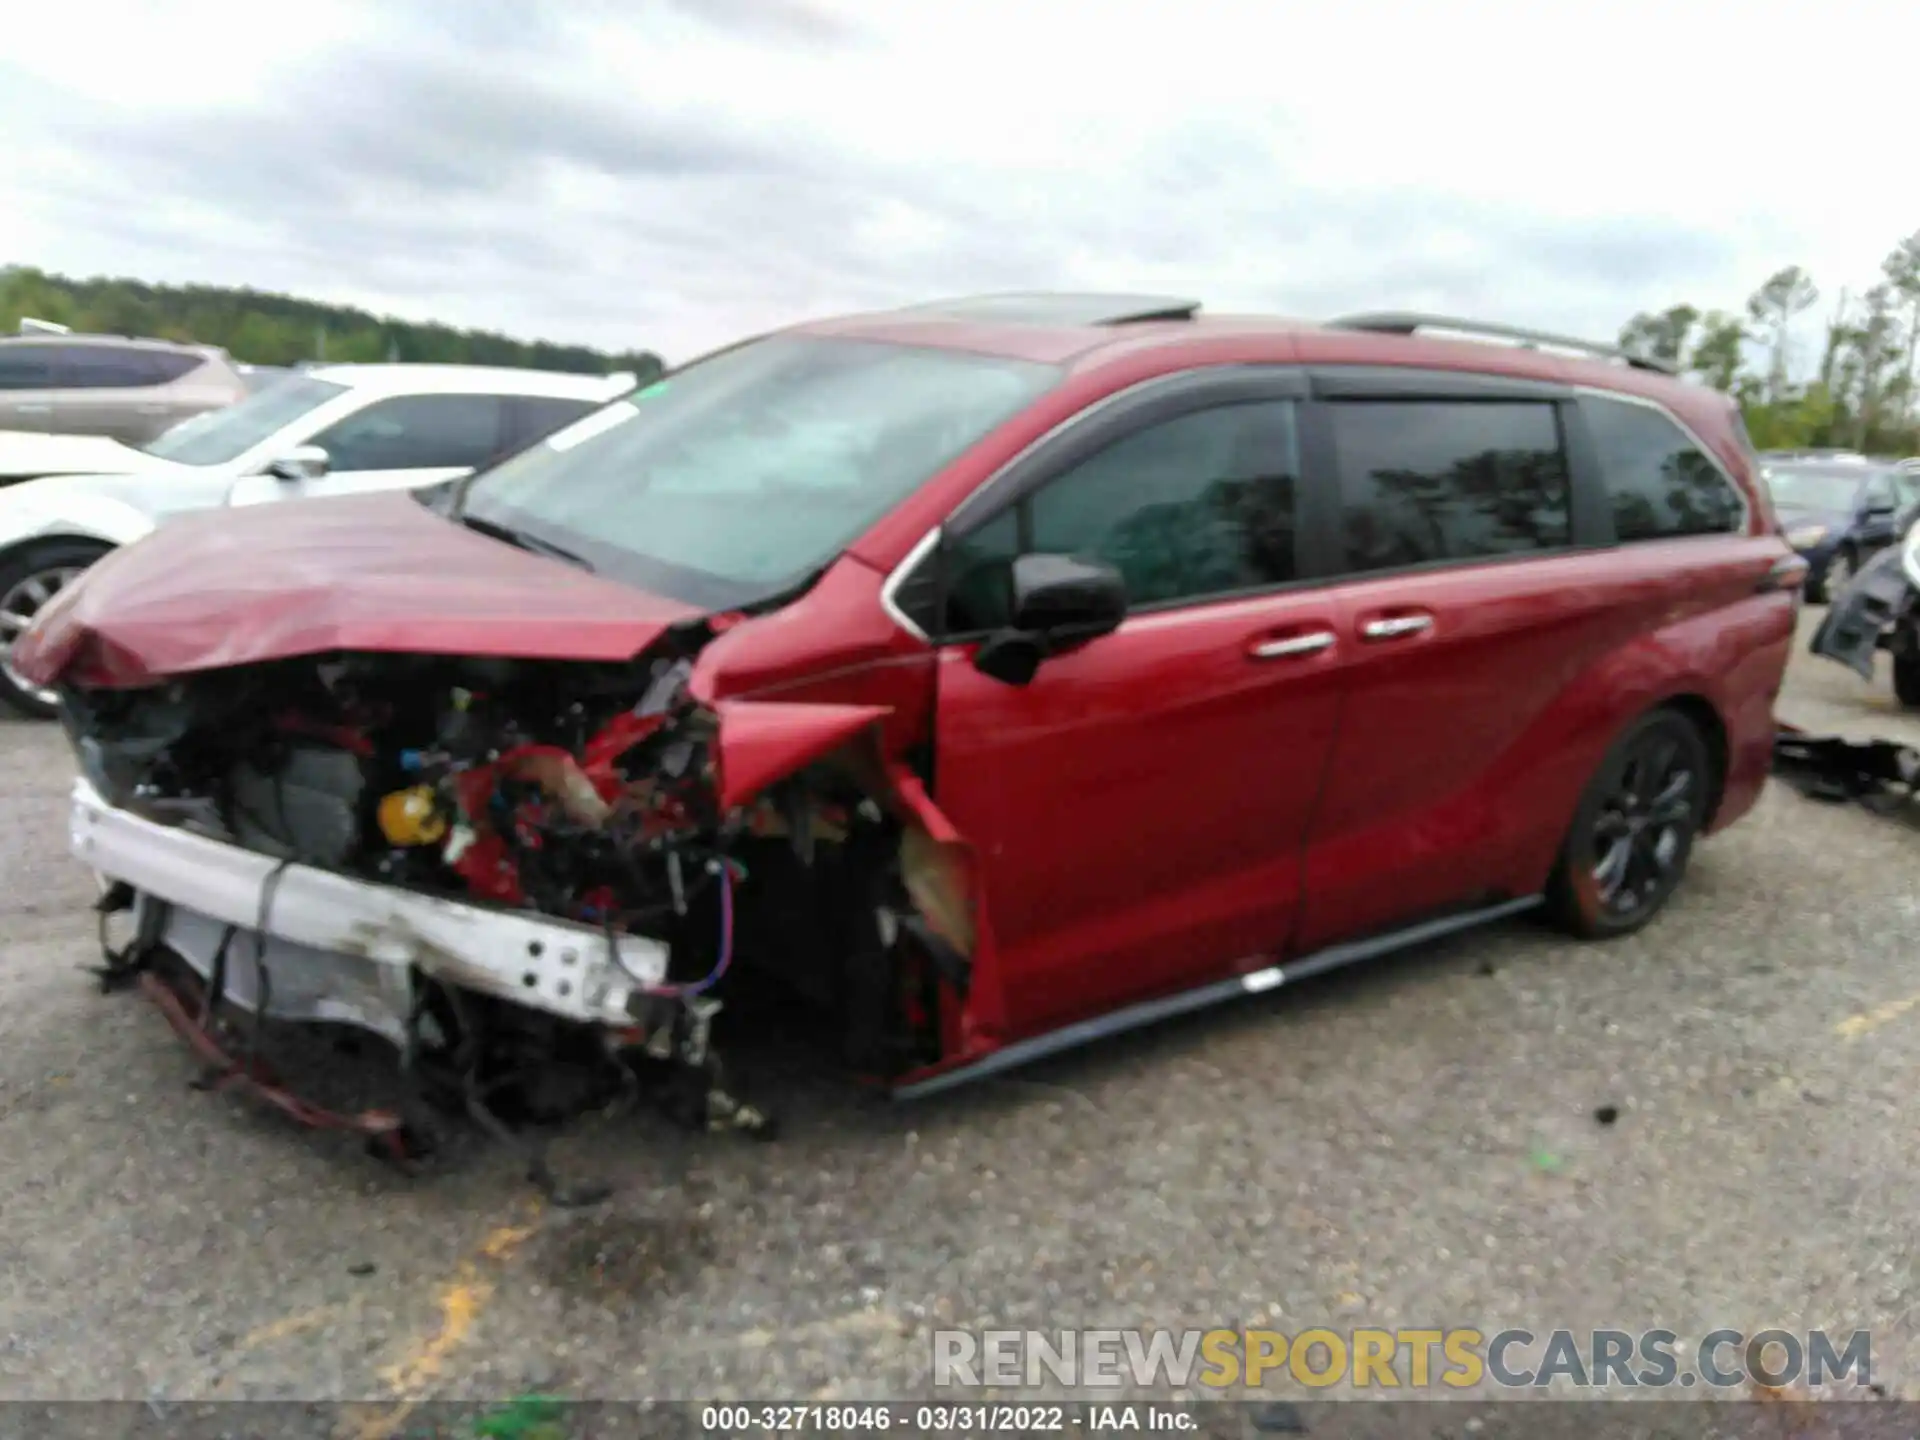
(1249, 630), (1336, 660)
(1360, 614), (1434, 641)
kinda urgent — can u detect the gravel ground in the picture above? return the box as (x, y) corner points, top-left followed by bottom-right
(4, 604), (1920, 1421)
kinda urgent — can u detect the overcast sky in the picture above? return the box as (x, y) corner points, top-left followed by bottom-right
(3, 0), (1917, 366)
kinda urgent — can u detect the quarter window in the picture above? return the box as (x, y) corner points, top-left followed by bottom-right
(1330, 400), (1571, 574)
(1583, 396), (1745, 541)
(940, 400), (1301, 632)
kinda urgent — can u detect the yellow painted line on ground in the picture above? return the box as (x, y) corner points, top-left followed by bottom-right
(233, 1304), (349, 1355)
(353, 1202), (544, 1440)
(1835, 991), (1920, 1039)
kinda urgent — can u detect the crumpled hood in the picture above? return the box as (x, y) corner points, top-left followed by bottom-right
(12, 489), (702, 690)
(0, 430), (175, 482)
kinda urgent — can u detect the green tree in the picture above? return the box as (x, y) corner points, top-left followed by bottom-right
(1619, 304), (1699, 366)
(1687, 311), (1747, 392)
(1882, 230), (1920, 425)
(1746, 265), (1820, 404)
(0, 267), (664, 382)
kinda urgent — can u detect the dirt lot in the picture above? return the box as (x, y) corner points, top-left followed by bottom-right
(4, 605), (1920, 1413)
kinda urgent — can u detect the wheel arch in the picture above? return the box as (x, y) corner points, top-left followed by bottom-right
(1654, 691), (1730, 828)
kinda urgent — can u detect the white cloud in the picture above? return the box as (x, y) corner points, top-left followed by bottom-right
(2, 0), (1916, 364)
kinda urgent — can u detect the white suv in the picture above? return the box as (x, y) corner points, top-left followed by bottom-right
(0, 363), (636, 717)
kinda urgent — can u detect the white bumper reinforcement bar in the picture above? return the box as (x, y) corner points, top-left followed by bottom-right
(69, 778), (671, 1031)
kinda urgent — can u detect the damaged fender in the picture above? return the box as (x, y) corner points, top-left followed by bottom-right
(705, 695), (1003, 1056)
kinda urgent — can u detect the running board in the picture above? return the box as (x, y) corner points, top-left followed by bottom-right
(892, 896), (1541, 1101)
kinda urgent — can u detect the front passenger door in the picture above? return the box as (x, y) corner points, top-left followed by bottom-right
(921, 379), (1348, 1037)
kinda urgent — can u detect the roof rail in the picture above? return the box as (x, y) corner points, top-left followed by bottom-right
(1327, 311), (1679, 377)
(894, 292), (1202, 327)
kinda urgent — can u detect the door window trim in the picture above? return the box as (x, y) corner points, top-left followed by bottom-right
(887, 367), (1320, 643)
(878, 369), (1752, 645)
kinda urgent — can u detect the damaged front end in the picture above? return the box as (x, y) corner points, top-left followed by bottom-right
(58, 628), (974, 1190)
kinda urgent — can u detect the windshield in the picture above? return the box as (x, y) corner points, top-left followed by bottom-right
(1764, 465), (1871, 511)
(458, 335), (1063, 608)
(141, 373), (347, 466)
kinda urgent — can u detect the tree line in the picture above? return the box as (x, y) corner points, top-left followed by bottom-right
(1618, 228), (1920, 456)
(13, 247), (1919, 460)
(0, 266), (665, 381)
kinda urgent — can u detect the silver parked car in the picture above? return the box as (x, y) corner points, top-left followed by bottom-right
(0, 333), (250, 445)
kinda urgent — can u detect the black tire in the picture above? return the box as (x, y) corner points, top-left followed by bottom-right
(1895, 648), (1920, 709)
(1545, 707), (1711, 940)
(0, 537), (112, 720)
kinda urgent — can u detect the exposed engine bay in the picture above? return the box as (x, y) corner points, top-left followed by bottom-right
(61, 625), (973, 1198)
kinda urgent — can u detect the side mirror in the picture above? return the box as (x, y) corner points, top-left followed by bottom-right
(266, 443), (330, 481)
(971, 553), (1128, 686)
(1866, 501), (1896, 519)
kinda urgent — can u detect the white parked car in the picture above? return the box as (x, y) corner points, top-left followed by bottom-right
(0, 363), (636, 717)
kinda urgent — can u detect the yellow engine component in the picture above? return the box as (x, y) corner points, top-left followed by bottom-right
(377, 785), (449, 847)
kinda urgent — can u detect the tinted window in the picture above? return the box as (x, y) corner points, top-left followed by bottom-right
(1584, 396), (1745, 541)
(507, 396), (599, 453)
(143, 351), (203, 384)
(0, 345), (57, 391)
(1331, 401), (1570, 573)
(942, 400), (1301, 631)
(314, 394), (509, 472)
(59, 345), (191, 389)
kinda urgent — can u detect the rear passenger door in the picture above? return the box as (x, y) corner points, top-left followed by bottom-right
(1292, 371), (1622, 952)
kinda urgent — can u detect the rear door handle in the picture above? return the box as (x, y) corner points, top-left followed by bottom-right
(1360, 614), (1434, 641)
(1249, 630), (1336, 660)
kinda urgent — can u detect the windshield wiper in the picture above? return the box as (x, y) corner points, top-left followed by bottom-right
(457, 513), (595, 572)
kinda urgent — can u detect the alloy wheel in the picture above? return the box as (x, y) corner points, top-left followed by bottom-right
(0, 564), (83, 711)
(1589, 729), (1699, 922)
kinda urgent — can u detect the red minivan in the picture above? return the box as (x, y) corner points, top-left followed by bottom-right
(19, 296), (1801, 1146)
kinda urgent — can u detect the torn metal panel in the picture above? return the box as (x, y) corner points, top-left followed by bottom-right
(1772, 723), (1920, 810)
(708, 699), (894, 812)
(1809, 544), (1916, 679)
